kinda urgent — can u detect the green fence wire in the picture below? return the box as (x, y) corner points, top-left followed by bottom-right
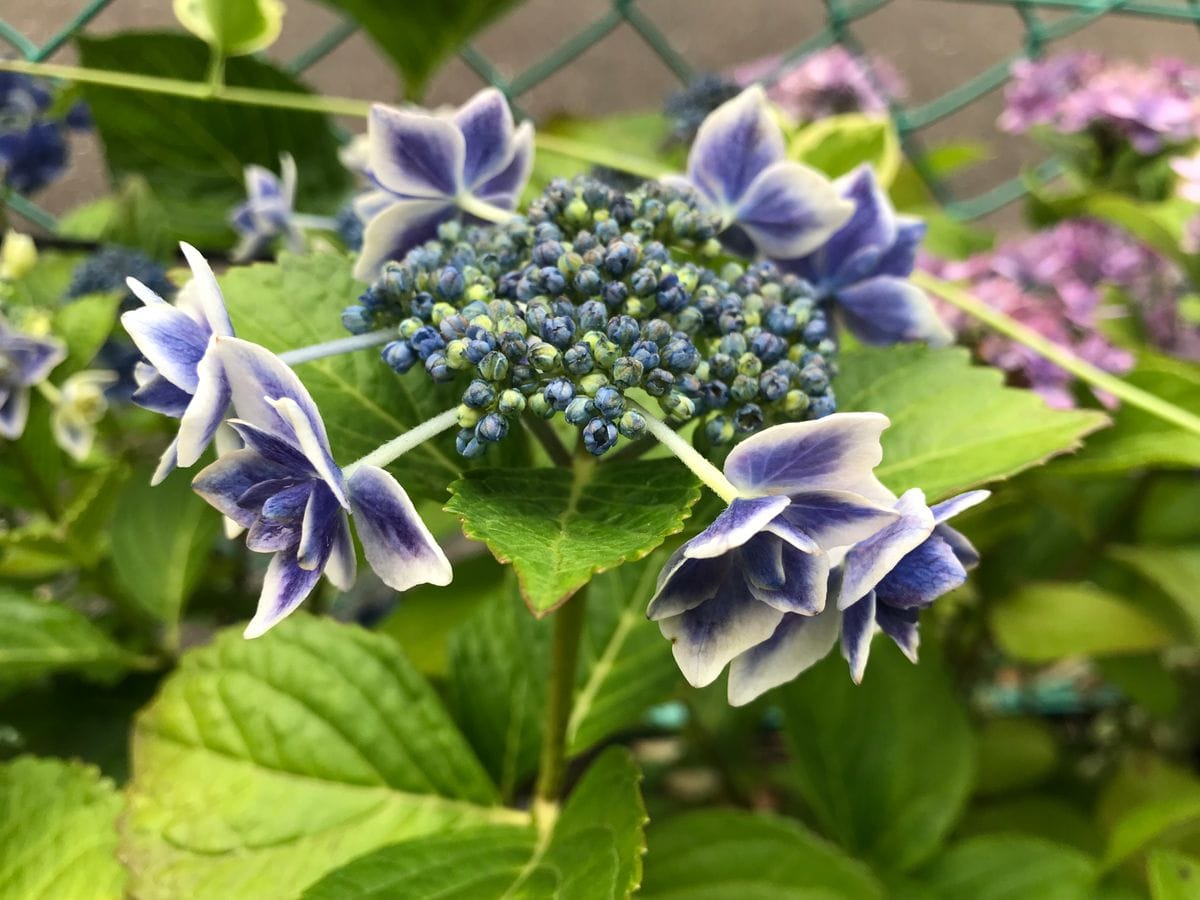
(3, 0), (1200, 232)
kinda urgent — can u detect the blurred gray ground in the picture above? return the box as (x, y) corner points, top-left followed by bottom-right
(8, 0), (1200, 231)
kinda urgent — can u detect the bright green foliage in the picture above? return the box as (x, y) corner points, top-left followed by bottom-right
(174, 0), (285, 57)
(219, 252), (463, 497)
(1148, 850), (1200, 900)
(54, 291), (121, 375)
(446, 459), (701, 614)
(640, 809), (883, 899)
(900, 835), (1097, 900)
(120, 615), (524, 899)
(790, 113), (902, 187)
(1110, 544), (1200, 640)
(302, 747), (645, 898)
(58, 177), (177, 261)
(0, 757), (126, 900)
(0, 589), (136, 684)
(110, 466), (221, 637)
(973, 718), (1060, 798)
(779, 640), (975, 872)
(836, 345), (1108, 500)
(990, 581), (1173, 662)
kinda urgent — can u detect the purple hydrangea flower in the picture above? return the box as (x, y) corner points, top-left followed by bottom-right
(732, 46), (906, 123)
(649, 412), (898, 688)
(353, 88), (534, 281)
(230, 154), (304, 262)
(122, 242), (234, 484)
(780, 165), (951, 346)
(193, 337), (452, 637)
(837, 487), (988, 682)
(1172, 150), (1200, 204)
(665, 86), (853, 259)
(0, 319), (65, 440)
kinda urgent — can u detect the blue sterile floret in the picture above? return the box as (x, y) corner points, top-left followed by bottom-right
(347, 176), (839, 458)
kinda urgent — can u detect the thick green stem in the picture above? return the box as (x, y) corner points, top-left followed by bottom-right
(533, 586), (588, 830)
(914, 271), (1200, 437)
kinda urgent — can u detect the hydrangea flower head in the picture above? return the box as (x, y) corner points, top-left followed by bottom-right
(354, 88), (534, 280)
(668, 86), (853, 259)
(649, 413), (898, 688)
(230, 154), (304, 262)
(0, 319), (65, 440)
(193, 337), (452, 637)
(782, 165), (950, 346)
(122, 243), (234, 484)
(663, 73), (741, 145)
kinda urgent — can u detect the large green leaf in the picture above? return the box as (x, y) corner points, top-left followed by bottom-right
(76, 33), (348, 247)
(790, 114), (902, 186)
(836, 345), (1107, 500)
(0, 589), (137, 684)
(778, 640), (974, 871)
(120, 615), (523, 899)
(1099, 755), (1200, 865)
(640, 809), (882, 899)
(445, 458), (701, 614)
(54, 291), (121, 375)
(989, 582), (1173, 662)
(900, 835), (1096, 900)
(1148, 850), (1200, 900)
(302, 747), (645, 899)
(312, 0), (525, 96)
(1055, 353), (1200, 475)
(0, 757), (126, 899)
(218, 252), (463, 499)
(567, 549), (683, 754)
(1110, 545), (1200, 641)
(110, 466), (221, 639)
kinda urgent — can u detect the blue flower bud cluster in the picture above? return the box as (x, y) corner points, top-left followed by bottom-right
(67, 246), (175, 309)
(345, 177), (838, 458)
(663, 73), (742, 145)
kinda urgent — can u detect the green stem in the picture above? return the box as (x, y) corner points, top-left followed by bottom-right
(342, 407), (459, 478)
(631, 400), (739, 502)
(0, 58), (670, 179)
(914, 271), (1200, 437)
(205, 48), (225, 94)
(533, 586), (588, 831)
(457, 193), (517, 225)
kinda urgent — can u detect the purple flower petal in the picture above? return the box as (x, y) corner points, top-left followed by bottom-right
(734, 160), (854, 259)
(132, 366), (191, 418)
(658, 570), (784, 688)
(688, 86), (784, 208)
(228, 419), (310, 471)
(836, 276), (953, 347)
(775, 489), (899, 550)
(727, 603), (840, 706)
(174, 344), (231, 469)
(0, 332), (66, 387)
(121, 303), (209, 393)
(454, 88), (515, 187)
(838, 488), (934, 609)
(324, 513), (356, 591)
(930, 489), (990, 524)
(746, 543), (829, 614)
(821, 166), (898, 277)
(237, 476), (303, 513)
(0, 387), (29, 440)
(151, 435), (180, 487)
(876, 602), (920, 662)
(353, 189), (399, 224)
(192, 449), (297, 527)
(684, 495), (791, 559)
(245, 164), (283, 205)
(346, 464), (452, 593)
(268, 396), (348, 509)
(875, 534), (966, 609)
(262, 482), (312, 520)
(724, 412), (891, 498)
(840, 590), (877, 683)
(243, 551), (324, 639)
(247, 512), (303, 553)
(740, 534), (785, 590)
(179, 242), (234, 338)
(874, 217), (925, 279)
(936, 523), (980, 569)
(352, 198), (453, 282)
(473, 122), (534, 208)
(368, 103), (465, 200)
(297, 484), (342, 571)
(647, 548), (728, 620)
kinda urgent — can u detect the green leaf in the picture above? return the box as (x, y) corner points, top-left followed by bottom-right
(902, 835), (1096, 900)
(76, 32), (348, 248)
(0, 588), (137, 684)
(4, 250), (82, 309)
(790, 114), (902, 186)
(218, 252), (463, 499)
(778, 640), (974, 871)
(312, 0), (525, 95)
(567, 548), (683, 754)
(974, 718), (1059, 798)
(1055, 353), (1200, 475)
(110, 465), (221, 636)
(1106, 789), (1200, 869)
(1110, 545), (1200, 642)
(989, 581), (1173, 662)
(302, 747), (645, 899)
(447, 584), (549, 800)
(54, 291), (121, 374)
(121, 614), (524, 899)
(530, 113), (680, 197)
(836, 344), (1107, 500)
(58, 177), (176, 260)
(174, 0), (285, 56)
(1148, 850), (1200, 900)
(640, 809), (882, 899)
(445, 458), (701, 614)
(958, 797), (1101, 856)
(0, 756), (126, 899)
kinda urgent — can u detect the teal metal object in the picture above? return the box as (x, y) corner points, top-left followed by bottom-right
(2, 0), (1199, 232)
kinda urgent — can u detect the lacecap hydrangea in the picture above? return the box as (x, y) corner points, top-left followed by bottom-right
(344, 176), (841, 458)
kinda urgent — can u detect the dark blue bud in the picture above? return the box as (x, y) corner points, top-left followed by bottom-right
(465, 339), (492, 364)
(718, 310), (745, 334)
(607, 315), (640, 348)
(436, 268), (465, 300)
(734, 403), (764, 433)
(630, 267), (658, 297)
(564, 344), (594, 376)
(382, 340), (417, 373)
(533, 240), (564, 266)
(661, 338), (699, 373)
(604, 242), (637, 277)
(803, 317), (829, 344)
(705, 416), (735, 445)
(379, 263), (411, 295)
(656, 282), (688, 313)
(602, 280), (629, 309)
(574, 266), (602, 296)
(644, 368), (674, 397)
(629, 339), (660, 370)
(525, 303), (550, 335)
(799, 364), (830, 394)
(593, 385), (624, 419)
(759, 369), (789, 401)
(533, 222), (563, 243)
(564, 396), (595, 425)
(574, 231), (598, 253)
(718, 333), (748, 356)
(765, 306), (797, 335)
(543, 377), (575, 411)
(541, 315), (577, 349)
(456, 429), (487, 459)
(675, 373), (703, 396)
(700, 379), (730, 410)
(610, 196), (637, 224)
(751, 332), (787, 365)
(476, 413), (509, 443)
(342, 305), (372, 334)
(539, 266), (567, 295)
(809, 393), (837, 418)
(463, 379), (496, 408)
(577, 300), (608, 332)
(582, 418), (619, 456)
(511, 363), (538, 395)
(410, 292), (435, 319)
(641, 319), (673, 346)
(499, 332), (528, 360)
(411, 326), (446, 360)
(425, 352), (452, 382)
(595, 219), (621, 242)
(709, 353), (736, 381)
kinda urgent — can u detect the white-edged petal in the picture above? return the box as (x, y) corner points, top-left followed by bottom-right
(727, 603), (841, 706)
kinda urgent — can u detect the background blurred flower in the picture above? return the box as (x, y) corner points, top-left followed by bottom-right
(50, 369), (117, 460)
(230, 154), (305, 262)
(0, 318), (65, 439)
(0, 71), (87, 193)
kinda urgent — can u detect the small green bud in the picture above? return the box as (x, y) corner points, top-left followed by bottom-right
(529, 342), (562, 374)
(465, 283), (491, 304)
(399, 317), (424, 339)
(457, 404), (481, 428)
(497, 389), (526, 415)
(661, 391), (696, 423)
(784, 389), (810, 418)
(737, 352), (763, 378)
(617, 410), (647, 439)
(430, 302), (457, 325)
(565, 197), (590, 224)
(579, 373), (610, 395)
(446, 339), (472, 370)
(497, 314), (528, 336)
(731, 373), (758, 403)
(611, 356), (645, 389)
(593, 339), (621, 369)
(557, 252), (583, 276)
(624, 297), (647, 319)
(529, 393), (555, 419)
(469, 314), (495, 332)
(479, 350), (509, 382)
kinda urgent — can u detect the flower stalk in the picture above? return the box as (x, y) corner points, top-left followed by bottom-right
(277, 328), (395, 367)
(342, 407), (461, 478)
(631, 400), (740, 502)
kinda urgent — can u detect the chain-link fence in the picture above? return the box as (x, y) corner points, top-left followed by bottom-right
(4, 0), (1200, 231)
